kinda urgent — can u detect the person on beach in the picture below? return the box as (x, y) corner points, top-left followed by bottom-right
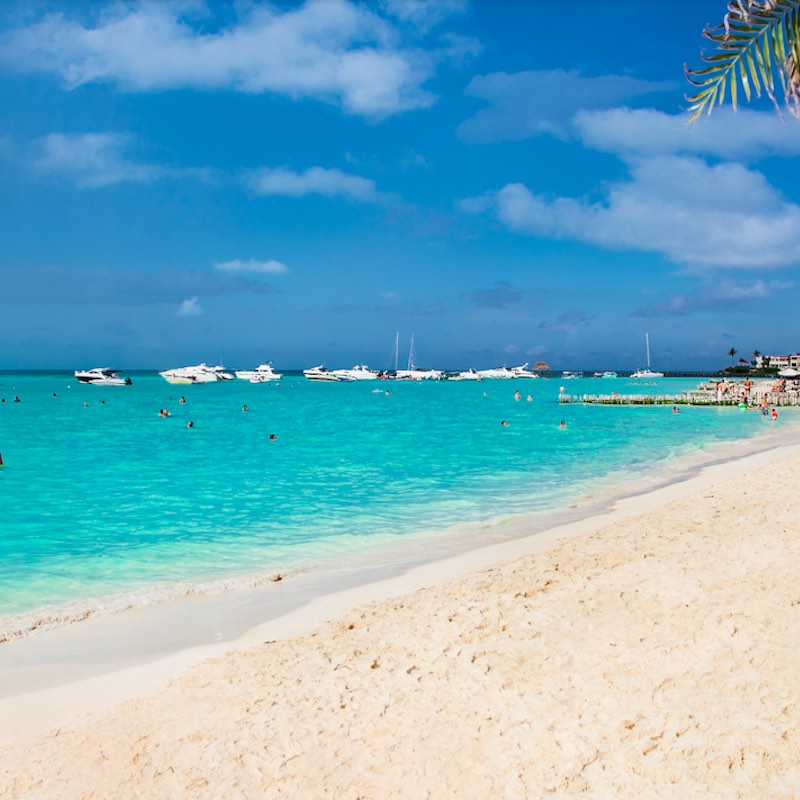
(772, 408), (778, 420)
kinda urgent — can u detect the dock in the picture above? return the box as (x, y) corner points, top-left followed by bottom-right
(559, 380), (800, 407)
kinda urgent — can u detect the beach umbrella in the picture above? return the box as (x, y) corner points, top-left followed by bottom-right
(778, 368), (799, 377)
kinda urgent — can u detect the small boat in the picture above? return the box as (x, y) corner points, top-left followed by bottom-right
(159, 364), (228, 384)
(477, 367), (516, 379)
(331, 365), (379, 381)
(448, 369), (483, 381)
(562, 371), (583, 379)
(304, 365), (347, 382)
(630, 334), (664, 378)
(74, 368), (132, 386)
(510, 363), (540, 379)
(235, 362), (282, 382)
(593, 371), (618, 379)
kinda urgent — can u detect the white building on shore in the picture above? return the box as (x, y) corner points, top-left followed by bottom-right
(754, 353), (800, 369)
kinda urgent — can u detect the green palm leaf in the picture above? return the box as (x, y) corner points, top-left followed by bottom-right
(686, 0), (800, 120)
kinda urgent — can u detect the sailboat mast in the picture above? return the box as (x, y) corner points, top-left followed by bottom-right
(394, 331), (399, 371)
(408, 334), (415, 370)
(645, 333), (651, 369)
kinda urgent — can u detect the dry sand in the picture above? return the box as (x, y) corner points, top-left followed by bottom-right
(3, 445), (800, 798)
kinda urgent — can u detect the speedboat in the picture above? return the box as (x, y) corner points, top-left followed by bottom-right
(448, 369), (483, 381)
(510, 363), (540, 379)
(562, 371), (583, 379)
(331, 365), (379, 381)
(593, 371), (618, 379)
(235, 362), (282, 382)
(303, 365), (346, 382)
(159, 364), (227, 384)
(395, 368), (444, 380)
(74, 368), (132, 386)
(478, 367), (515, 379)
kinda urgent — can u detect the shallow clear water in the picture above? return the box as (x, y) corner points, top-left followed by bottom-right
(0, 372), (778, 632)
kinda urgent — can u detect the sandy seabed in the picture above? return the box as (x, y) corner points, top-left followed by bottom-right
(2, 445), (800, 799)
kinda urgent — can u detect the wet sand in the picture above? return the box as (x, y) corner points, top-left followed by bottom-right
(2, 443), (800, 798)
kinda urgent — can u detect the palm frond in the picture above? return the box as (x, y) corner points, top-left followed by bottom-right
(685, 0), (800, 121)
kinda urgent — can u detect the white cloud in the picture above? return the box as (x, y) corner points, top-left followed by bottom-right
(574, 107), (800, 161)
(381, 0), (467, 31)
(34, 132), (161, 187)
(3, 0), (444, 118)
(214, 258), (289, 275)
(490, 156), (800, 271)
(178, 296), (204, 316)
(248, 166), (383, 201)
(458, 70), (671, 143)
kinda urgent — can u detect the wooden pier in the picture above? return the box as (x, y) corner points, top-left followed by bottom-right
(559, 382), (800, 407)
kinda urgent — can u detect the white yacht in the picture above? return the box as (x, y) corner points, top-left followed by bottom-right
(159, 364), (227, 384)
(510, 363), (540, 379)
(331, 365), (379, 381)
(74, 368), (132, 386)
(593, 371), (618, 379)
(630, 334), (664, 379)
(303, 365), (347, 382)
(448, 369), (483, 381)
(235, 362), (282, 382)
(478, 367), (515, 379)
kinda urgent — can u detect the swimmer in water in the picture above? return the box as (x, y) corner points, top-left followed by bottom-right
(500, 420), (509, 427)
(559, 420), (567, 429)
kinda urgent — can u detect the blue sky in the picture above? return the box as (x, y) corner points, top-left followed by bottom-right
(1, 0), (799, 371)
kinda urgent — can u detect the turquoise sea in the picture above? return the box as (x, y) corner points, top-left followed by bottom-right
(0, 372), (788, 640)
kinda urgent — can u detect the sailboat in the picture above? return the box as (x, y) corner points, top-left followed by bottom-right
(630, 333), (664, 378)
(394, 334), (443, 380)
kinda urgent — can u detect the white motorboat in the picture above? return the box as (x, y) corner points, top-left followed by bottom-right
(478, 367), (516, 379)
(74, 368), (132, 386)
(630, 334), (664, 378)
(593, 371), (618, 379)
(235, 362), (282, 382)
(510, 363), (540, 379)
(562, 371), (583, 379)
(303, 365), (347, 382)
(449, 369), (483, 381)
(159, 364), (227, 384)
(331, 364), (379, 381)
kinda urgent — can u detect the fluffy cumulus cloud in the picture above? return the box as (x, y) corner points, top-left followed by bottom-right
(178, 296), (203, 316)
(634, 279), (795, 317)
(574, 107), (800, 161)
(458, 70), (671, 143)
(1, 0), (461, 118)
(248, 166), (383, 201)
(34, 132), (161, 188)
(214, 258), (289, 275)
(486, 155), (800, 271)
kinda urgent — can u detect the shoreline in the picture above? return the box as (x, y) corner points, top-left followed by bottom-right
(2, 428), (800, 748)
(1, 412), (795, 648)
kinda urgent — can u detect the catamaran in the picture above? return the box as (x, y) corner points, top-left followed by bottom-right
(630, 334), (664, 378)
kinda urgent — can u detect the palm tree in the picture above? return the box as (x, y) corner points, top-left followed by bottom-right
(686, 1), (800, 121)
(752, 349), (762, 365)
(728, 346), (738, 366)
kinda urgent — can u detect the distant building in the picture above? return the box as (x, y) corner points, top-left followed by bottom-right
(755, 354), (800, 369)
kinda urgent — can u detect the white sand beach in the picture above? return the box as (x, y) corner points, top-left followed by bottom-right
(2, 443), (800, 798)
